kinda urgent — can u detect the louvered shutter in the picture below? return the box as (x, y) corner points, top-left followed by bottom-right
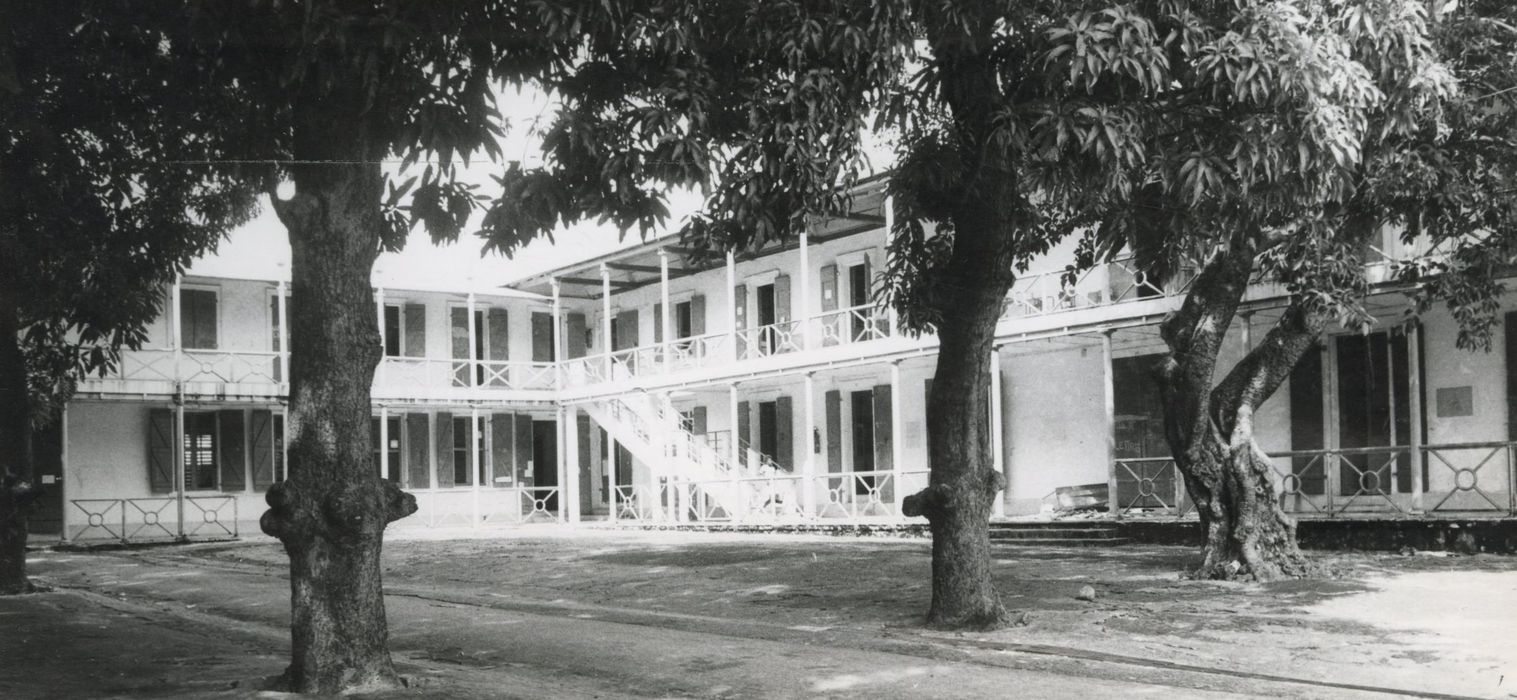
(147, 409), (175, 493)
(249, 410), (275, 490)
(403, 303), (426, 357)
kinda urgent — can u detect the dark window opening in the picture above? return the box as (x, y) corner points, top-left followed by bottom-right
(675, 301), (693, 339)
(850, 390), (875, 493)
(757, 284), (777, 354)
(452, 416), (477, 486)
(848, 265), (869, 339)
(758, 401), (778, 462)
(184, 412), (218, 490)
(383, 305), (401, 356)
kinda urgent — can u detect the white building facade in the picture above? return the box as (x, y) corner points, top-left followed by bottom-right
(40, 182), (1517, 543)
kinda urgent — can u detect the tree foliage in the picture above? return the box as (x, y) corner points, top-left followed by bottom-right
(1, 1), (262, 420)
(484, 0), (914, 259)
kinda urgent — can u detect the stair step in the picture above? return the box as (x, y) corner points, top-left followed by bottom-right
(988, 528), (1120, 540)
(991, 537), (1129, 547)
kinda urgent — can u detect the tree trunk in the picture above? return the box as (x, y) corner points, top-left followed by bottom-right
(1156, 242), (1317, 581)
(903, 201), (1017, 630)
(898, 3), (1024, 630)
(0, 286), (37, 596)
(260, 107), (416, 694)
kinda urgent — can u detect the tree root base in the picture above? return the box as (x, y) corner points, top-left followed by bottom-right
(924, 602), (1014, 632)
(1188, 555), (1322, 583)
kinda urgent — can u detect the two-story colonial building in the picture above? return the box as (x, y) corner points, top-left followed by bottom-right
(41, 180), (1517, 543)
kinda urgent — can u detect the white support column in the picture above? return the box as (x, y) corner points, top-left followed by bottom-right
(988, 347), (1006, 519)
(802, 373), (817, 516)
(659, 249), (673, 372)
(170, 275), (184, 380)
(799, 232), (812, 350)
(379, 405), (389, 479)
(1240, 311), (1253, 353)
(890, 360), (904, 515)
(276, 278), (289, 391)
(726, 251), (739, 361)
(600, 265), (613, 378)
(1408, 321), (1424, 512)
(174, 402), (186, 538)
(551, 279), (565, 362)
(556, 408), (568, 524)
(59, 404), (70, 543)
(467, 290), (479, 389)
(469, 408), (481, 528)
(280, 407), (290, 481)
(884, 196), (898, 336)
(1102, 331), (1118, 517)
(1324, 343), (1340, 508)
(374, 285), (387, 387)
(728, 383), (742, 521)
(565, 406), (581, 524)
(608, 407), (620, 526)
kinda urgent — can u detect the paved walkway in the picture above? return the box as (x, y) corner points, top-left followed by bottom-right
(6, 529), (1514, 698)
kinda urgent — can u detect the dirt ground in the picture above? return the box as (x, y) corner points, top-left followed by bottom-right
(7, 527), (1517, 698)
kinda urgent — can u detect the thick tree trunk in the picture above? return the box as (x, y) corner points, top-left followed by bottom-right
(0, 287), (38, 595)
(899, 3), (1024, 629)
(261, 110), (416, 694)
(1156, 242), (1317, 581)
(903, 202), (1016, 630)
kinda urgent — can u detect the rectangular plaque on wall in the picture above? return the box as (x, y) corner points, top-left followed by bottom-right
(1436, 386), (1474, 417)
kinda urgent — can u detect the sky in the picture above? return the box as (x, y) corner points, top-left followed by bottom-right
(187, 85), (894, 296)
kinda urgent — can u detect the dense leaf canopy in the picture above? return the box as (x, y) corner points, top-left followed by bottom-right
(0, 2), (261, 420)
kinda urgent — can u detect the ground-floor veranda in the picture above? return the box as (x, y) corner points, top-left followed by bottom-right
(43, 288), (1517, 543)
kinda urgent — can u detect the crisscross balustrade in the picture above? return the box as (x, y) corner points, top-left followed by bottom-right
(1423, 442), (1516, 514)
(558, 355), (609, 386)
(183, 496), (238, 538)
(612, 484), (659, 522)
(473, 360), (557, 390)
(114, 349), (178, 383)
(738, 319), (806, 359)
(1002, 255), (1198, 321)
(665, 332), (731, 372)
(815, 304), (892, 346)
(1113, 457), (1189, 516)
(179, 351), (281, 386)
(69, 499), (125, 542)
(1118, 443), (1517, 519)
(68, 496), (239, 543)
(380, 357), (454, 392)
(819, 469), (899, 519)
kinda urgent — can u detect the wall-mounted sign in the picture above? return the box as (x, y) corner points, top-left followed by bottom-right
(1436, 386), (1474, 417)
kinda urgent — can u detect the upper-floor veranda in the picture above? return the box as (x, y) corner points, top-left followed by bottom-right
(81, 183), (1430, 403)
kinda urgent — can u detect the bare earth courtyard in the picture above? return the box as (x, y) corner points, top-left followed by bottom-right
(3, 528), (1515, 699)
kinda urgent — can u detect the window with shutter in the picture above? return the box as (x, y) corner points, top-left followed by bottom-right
(180, 288), (218, 350)
(183, 412), (218, 490)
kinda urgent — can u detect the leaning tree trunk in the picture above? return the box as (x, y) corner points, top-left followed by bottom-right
(0, 281), (38, 595)
(1156, 242), (1317, 581)
(261, 101), (416, 694)
(903, 201), (1018, 630)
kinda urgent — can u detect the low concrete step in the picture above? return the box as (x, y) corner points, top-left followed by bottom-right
(991, 537), (1130, 547)
(988, 527), (1120, 540)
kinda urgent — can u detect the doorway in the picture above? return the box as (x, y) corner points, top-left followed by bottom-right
(28, 423), (63, 536)
(1287, 326), (1424, 507)
(757, 283), (777, 354)
(850, 390), (875, 493)
(532, 420), (559, 511)
(1335, 330), (1414, 496)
